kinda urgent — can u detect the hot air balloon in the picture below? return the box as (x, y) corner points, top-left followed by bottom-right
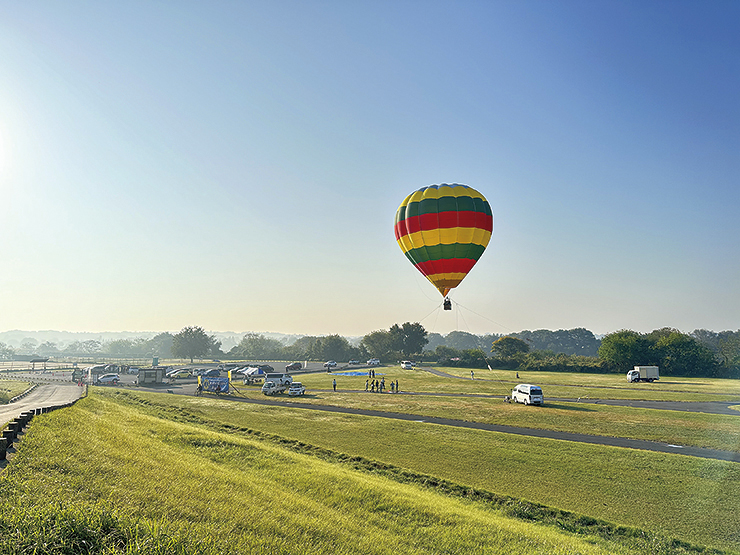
(394, 184), (492, 309)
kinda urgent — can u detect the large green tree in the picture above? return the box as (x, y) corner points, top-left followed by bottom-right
(148, 332), (174, 358)
(514, 328), (600, 356)
(445, 331), (484, 351)
(599, 328), (718, 376)
(361, 330), (396, 362)
(0, 342), (14, 360)
(234, 333), (284, 360)
(597, 330), (654, 370)
(172, 326), (214, 363)
(311, 335), (356, 362)
(491, 336), (530, 359)
(389, 322), (428, 359)
(651, 330), (717, 377)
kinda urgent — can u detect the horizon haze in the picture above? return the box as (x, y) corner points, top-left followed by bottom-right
(2, 2), (738, 337)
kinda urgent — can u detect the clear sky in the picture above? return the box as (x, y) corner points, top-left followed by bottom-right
(1, 1), (738, 338)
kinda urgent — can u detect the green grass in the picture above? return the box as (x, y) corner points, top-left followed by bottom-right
(107, 390), (740, 551)
(1, 392), (707, 555)
(0, 380), (33, 405)
(227, 372), (740, 452)
(321, 366), (740, 402)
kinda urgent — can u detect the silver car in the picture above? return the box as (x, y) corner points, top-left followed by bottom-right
(97, 373), (120, 385)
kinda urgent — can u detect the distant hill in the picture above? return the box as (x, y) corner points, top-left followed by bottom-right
(0, 329), (354, 350)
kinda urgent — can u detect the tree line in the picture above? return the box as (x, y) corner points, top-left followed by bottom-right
(3, 324), (738, 378)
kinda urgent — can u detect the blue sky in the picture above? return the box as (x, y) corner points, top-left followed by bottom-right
(1, 1), (738, 337)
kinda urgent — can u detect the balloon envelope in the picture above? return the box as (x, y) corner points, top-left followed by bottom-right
(394, 184), (493, 297)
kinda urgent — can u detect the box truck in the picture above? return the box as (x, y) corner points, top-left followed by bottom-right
(627, 366), (659, 383)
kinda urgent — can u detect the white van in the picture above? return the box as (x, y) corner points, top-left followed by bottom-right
(265, 373), (293, 387)
(511, 384), (544, 406)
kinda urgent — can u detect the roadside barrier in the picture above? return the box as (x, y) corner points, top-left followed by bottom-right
(8, 384), (38, 404)
(0, 399), (79, 463)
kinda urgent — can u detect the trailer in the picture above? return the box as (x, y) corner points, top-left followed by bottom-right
(627, 366), (659, 383)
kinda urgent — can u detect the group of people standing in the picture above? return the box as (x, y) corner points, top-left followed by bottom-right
(364, 377), (399, 393)
(330, 368), (400, 393)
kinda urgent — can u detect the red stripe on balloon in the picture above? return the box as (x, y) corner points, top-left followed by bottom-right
(414, 258), (477, 277)
(395, 211), (492, 239)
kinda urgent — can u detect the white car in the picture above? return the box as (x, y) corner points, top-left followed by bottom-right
(96, 373), (120, 385)
(367, 358), (380, 366)
(288, 382), (306, 396)
(323, 361), (337, 369)
(401, 361), (413, 369)
(511, 384), (544, 406)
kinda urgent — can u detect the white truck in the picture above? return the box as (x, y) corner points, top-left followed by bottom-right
(627, 366), (659, 383)
(261, 373), (294, 395)
(261, 381), (287, 395)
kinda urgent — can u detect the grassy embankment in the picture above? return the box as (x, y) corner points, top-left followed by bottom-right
(220, 369), (740, 452)
(2, 388), (738, 554)
(0, 380), (33, 404)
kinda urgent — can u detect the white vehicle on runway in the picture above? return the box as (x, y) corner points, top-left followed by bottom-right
(288, 382), (306, 396)
(511, 384), (543, 406)
(262, 381), (287, 395)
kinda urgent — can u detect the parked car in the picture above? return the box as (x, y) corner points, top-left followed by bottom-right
(261, 381), (287, 395)
(171, 370), (191, 379)
(203, 368), (220, 378)
(217, 363), (239, 371)
(511, 384), (544, 406)
(127, 367), (140, 374)
(348, 360), (360, 365)
(367, 358), (380, 366)
(323, 360), (337, 369)
(288, 382), (306, 396)
(401, 361), (413, 369)
(96, 373), (120, 385)
(285, 362), (302, 372)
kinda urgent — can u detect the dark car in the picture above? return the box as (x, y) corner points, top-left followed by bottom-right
(259, 364), (274, 373)
(203, 369), (220, 378)
(285, 362), (302, 372)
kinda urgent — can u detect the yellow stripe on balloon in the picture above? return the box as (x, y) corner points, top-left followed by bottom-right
(416, 184), (488, 201)
(400, 228), (491, 250)
(396, 234), (416, 254)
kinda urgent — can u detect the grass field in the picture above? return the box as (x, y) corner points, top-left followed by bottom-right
(223, 370), (740, 453)
(316, 366), (740, 401)
(0, 380), (32, 404)
(2, 390), (736, 554)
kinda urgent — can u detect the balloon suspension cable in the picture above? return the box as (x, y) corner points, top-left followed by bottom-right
(452, 301), (517, 336)
(417, 301), (445, 327)
(452, 300), (519, 396)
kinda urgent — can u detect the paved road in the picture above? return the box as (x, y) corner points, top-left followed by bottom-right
(0, 383), (84, 426)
